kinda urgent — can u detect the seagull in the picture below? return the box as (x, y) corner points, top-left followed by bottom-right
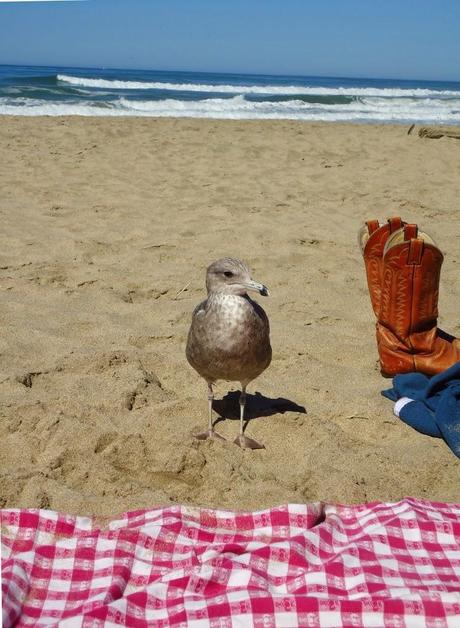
(186, 257), (272, 449)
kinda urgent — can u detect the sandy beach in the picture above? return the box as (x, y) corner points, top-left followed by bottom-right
(1, 116), (459, 516)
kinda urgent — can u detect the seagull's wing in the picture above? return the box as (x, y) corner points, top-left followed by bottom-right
(250, 299), (270, 333)
(192, 298), (208, 319)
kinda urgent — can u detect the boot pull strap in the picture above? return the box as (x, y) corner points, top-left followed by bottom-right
(366, 219), (380, 235)
(408, 238), (424, 265)
(388, 217), (403, 232)
(404, 224), (418, 240)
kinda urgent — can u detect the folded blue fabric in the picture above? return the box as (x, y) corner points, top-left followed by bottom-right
(382, 361), (460, 458)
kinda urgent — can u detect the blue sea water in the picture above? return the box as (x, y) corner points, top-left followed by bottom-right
(1, 64), (460, 124)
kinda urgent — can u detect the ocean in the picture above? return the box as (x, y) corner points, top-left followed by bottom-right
(1, 64), (460, 124)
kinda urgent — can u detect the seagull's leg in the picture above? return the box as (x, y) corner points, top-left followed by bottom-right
(194, 382), (226, 441)
(234, 385), (265, 449)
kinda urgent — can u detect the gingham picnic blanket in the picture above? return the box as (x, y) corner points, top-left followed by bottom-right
(2, 499), (460, 627)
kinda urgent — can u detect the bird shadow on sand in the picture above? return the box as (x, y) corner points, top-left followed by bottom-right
(212, 391), (306, 431)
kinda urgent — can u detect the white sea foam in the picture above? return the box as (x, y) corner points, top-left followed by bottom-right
(56, 74), (460, 99)
(2, 94), (460, 123)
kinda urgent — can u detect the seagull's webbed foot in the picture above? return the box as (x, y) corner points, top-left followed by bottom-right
(233, 434), (265, 450)
(195, 429), (226, 442)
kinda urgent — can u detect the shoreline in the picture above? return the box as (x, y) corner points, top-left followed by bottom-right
(1, 117), (459, 516)
(1, 115), (460, 128)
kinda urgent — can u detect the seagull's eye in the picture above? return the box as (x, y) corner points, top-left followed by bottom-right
(223, 271), (234, 278)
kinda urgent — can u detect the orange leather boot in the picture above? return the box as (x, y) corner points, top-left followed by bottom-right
(358, 217), (405, 315)
(376, 224), (460, 376)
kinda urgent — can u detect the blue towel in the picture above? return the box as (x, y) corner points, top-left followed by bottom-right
(382, 361), (460, 458)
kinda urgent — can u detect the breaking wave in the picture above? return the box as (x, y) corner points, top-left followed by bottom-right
(1, 66), (460, 123)
(2, 93), (460, 123)
(57, 74), (460, 99)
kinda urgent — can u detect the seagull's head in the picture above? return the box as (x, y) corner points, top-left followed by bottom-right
(206, 257), (269, 297)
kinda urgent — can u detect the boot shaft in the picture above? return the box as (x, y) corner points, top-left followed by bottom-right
(360, 217), (404, 315)
(379, 225), (444, 345)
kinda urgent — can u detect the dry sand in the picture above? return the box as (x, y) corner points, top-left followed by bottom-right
(1, 117), (459, 516)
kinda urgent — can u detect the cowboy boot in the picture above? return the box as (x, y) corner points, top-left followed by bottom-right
(358, 217), (405, 316)
(377, 224), (460, 376)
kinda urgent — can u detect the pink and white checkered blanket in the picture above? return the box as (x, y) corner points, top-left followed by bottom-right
(2, 499), (460, 627)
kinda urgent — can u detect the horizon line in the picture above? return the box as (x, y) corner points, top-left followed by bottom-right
(0, 1), (85, 3)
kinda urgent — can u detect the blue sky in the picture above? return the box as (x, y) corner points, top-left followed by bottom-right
(0, 0), (459, 81)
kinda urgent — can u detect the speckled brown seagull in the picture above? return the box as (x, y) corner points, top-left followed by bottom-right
(186, 257), (272, 449)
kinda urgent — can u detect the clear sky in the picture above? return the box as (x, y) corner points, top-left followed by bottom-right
(0, 0), (459, 81)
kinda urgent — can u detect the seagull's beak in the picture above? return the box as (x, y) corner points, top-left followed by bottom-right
(244, 279), (270, 297)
